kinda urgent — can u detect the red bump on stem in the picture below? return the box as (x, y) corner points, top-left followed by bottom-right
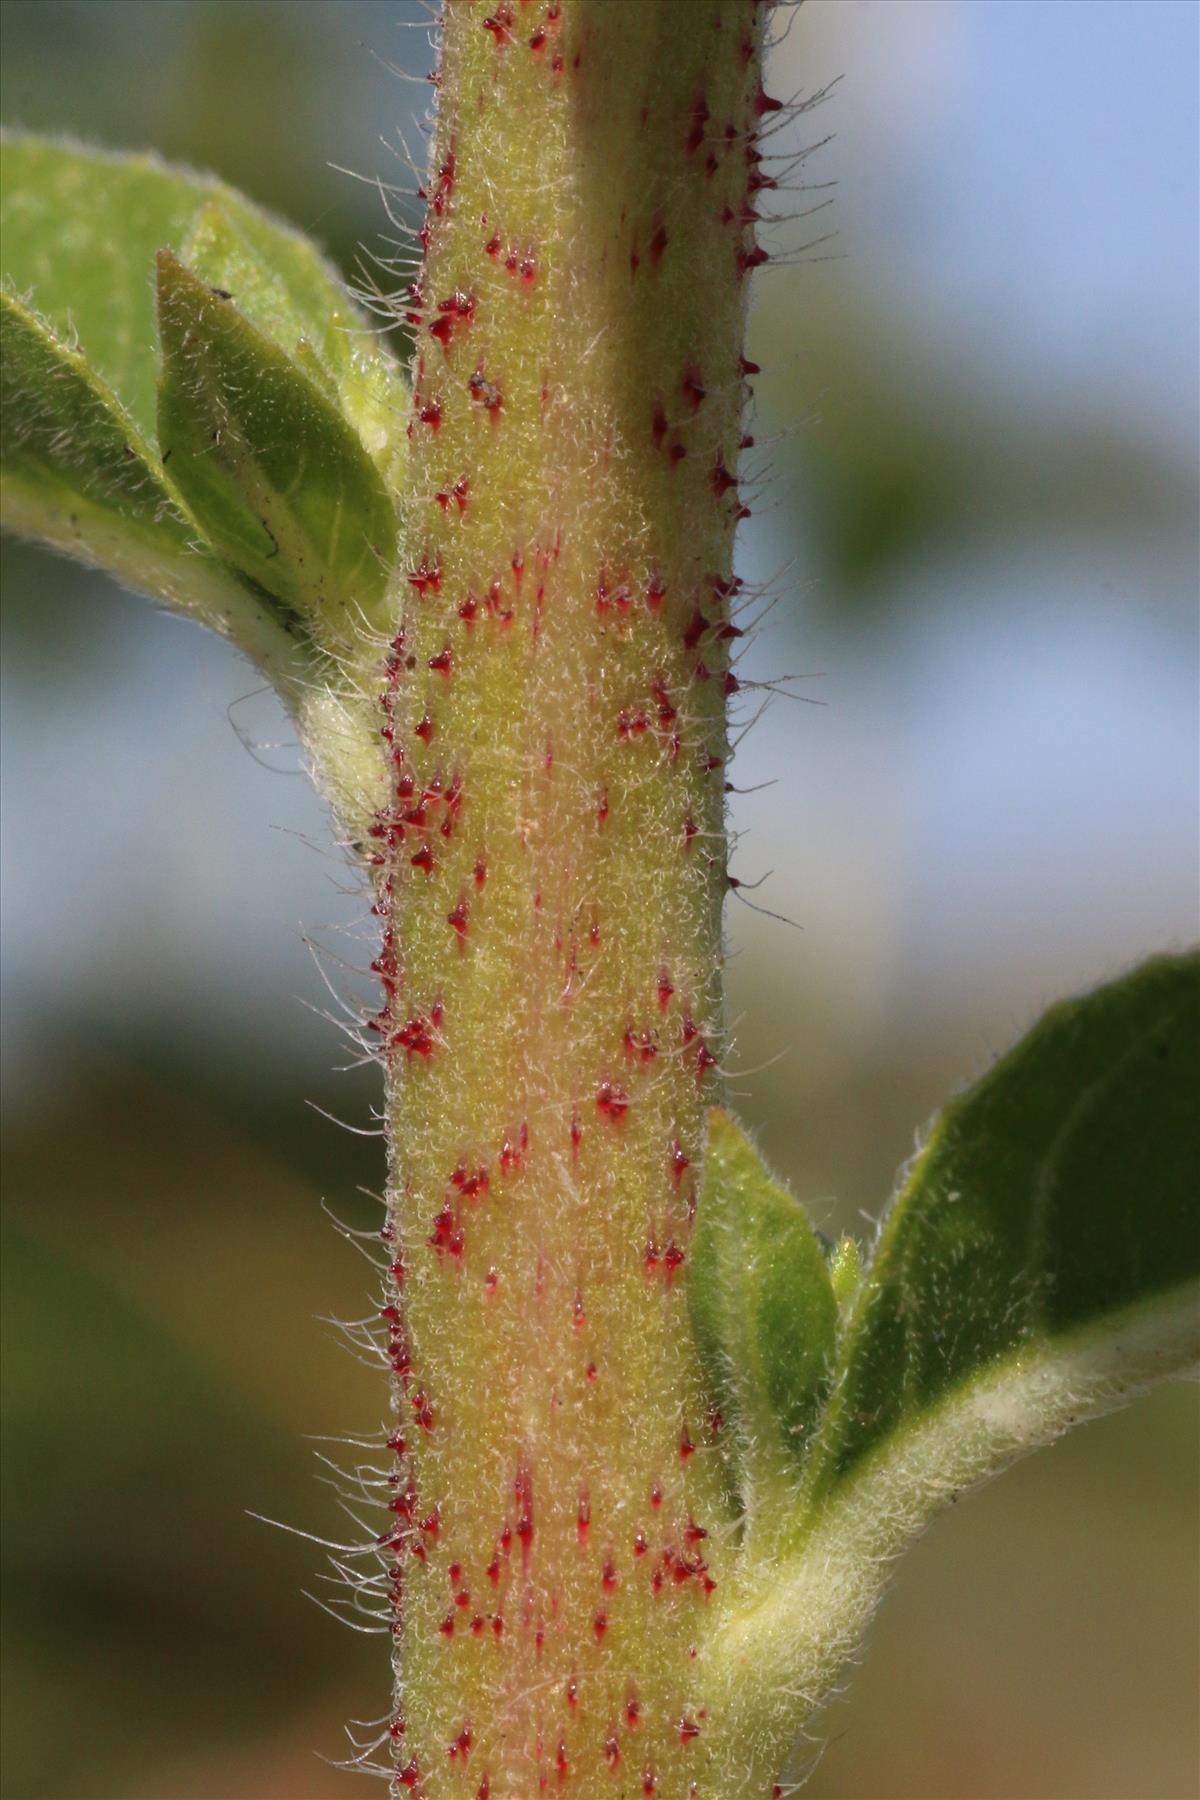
(482, 4), (514, 46)
(685, 92), (710, 156)
(596, 1081), (629, 1121)
(429, 1204), (465, 1259)
(408, 556), (442, 596)
(682, 368), (707, 411)
(737, 242), (770, 276)
(468, 366), (504, 413)
(515, 1464), (535, 1556)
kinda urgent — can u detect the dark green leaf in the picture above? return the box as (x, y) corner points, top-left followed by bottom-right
(691, 1109), (839, 1509)
(806, 951), (1200, 1503)
(155, 249), (397, 632)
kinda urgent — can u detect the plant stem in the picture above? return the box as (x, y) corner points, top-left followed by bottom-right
(375, 4), (773, 1791)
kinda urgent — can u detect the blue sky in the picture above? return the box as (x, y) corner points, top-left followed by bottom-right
(783, 0), (1198, 450)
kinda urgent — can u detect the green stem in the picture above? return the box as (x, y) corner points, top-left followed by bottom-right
(373, 3), (774, 1793)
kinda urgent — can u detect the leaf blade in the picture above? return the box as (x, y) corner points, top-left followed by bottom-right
(0, 133), (405, 462)
(2, 285), (190, 547)
(709, 1273), (1198, 1754)
(179, 199), (408, 489)
(154, 249), (397, 636)
(1, 133), (406, 679)
(1, 285), (307, 684)
(708, 956), (1198, 1751)
(690, 1109), (839, 1524)
(805, 951), (1200, 1507)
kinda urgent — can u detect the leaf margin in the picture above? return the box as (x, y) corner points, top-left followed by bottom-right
(690, 1107), (839, 1539)
(1, 283), (312, 693)
(800, 949), (1200, 1520)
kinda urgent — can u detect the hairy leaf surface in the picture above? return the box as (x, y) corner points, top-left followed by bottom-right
(1, 133), (403, 678)
(0, 134), (402, 456)
(179, 201), (407, 488)
(2, 286), (191, 550)
(155, 250), (397, 632)
(709, 954), (1198, 1751)
(3, 135), (218, 442)
(0, 286), (305, 673)
(691, 1110), (838, 1513)
(805, 950), (1200, 1508)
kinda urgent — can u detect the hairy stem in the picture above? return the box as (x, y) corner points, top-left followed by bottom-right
(374, 3), (774, 1793)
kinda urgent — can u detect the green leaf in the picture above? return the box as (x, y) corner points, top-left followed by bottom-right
(180, 198), (360, 378)
(2, 286), (191, 550)
(1, 132), (405, 689)
(709, 954), (1199, 1756)
(179, 200), (407, 490)
(0, 133), (405, 472)
(155, 249), (397, 635)
(691, 1109), (839, 1519)
(828, 1234), (862, 1312)
(1, 286), (306, 683)
(2, 134), (243, 444)
(806, 950), (1200, 1510)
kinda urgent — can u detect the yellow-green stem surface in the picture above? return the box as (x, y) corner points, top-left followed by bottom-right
(380, 4), (770, 1793)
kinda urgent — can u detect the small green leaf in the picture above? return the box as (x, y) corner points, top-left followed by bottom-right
(1, 286), (305, 681)
(1, 134), (405, 466)
(691, 1110), (838, 1517)
(2, 286), (191, 550)
(3, 135), (214, 442)
(155, 249), (397, 635)
(2, 132), (405, 681)
(807, 951), (1200, 1507)
(180, 198), (360, 376)
(710, 955), (1199, 1750)
(179, 200), (407, 489)
(828, 1235), (862, 1312)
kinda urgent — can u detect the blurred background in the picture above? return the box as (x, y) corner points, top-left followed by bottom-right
(1, 2), (1196, 1796)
